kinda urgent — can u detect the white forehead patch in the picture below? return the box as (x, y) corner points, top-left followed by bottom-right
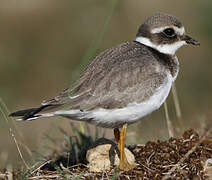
(136, 36), (186, 55)
(151, 26), (185, 36)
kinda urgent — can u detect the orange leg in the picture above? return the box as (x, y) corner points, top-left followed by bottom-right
(114, 124), (135, 171)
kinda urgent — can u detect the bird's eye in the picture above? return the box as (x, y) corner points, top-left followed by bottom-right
(163, 28), (175, 37)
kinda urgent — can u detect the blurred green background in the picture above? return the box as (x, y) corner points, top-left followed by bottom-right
(0, 0), (211, 168)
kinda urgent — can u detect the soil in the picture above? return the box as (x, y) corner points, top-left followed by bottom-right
(4, 129), (212, 179)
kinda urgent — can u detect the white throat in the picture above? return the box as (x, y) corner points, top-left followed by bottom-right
(136, 36), (186, 55)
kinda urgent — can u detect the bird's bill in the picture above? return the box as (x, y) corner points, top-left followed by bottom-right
(182, 35), (200, 45)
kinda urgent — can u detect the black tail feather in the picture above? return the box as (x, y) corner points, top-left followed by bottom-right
(9, 105), (51, 120)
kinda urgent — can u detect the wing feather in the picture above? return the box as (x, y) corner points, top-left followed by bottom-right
(27, 41), (168, 113)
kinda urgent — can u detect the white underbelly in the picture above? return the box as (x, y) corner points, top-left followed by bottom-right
(55, 73), (174, 128)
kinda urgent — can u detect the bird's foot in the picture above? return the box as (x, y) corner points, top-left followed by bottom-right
(118, 159), (135, 171)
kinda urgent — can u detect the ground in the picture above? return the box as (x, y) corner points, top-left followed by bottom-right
(0, 129), (212, 179)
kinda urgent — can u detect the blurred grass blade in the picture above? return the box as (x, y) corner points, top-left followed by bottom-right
(0, 97), (31, 168)
(172, 82), (185, 132)
(164, 101), (175, 137)
(78, 0), (119, 70)
(0, 97), (26, 141)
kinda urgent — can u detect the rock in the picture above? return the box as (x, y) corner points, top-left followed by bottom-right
(86, 143), (135, 172)
(203, 158), (212, 178)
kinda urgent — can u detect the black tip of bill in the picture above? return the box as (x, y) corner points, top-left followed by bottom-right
(183, 35), (200, 46)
